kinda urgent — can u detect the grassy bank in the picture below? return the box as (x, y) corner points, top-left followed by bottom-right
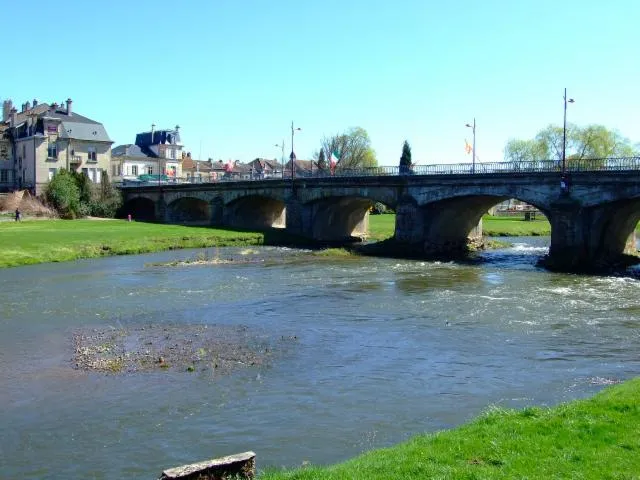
(482, 215), (551, 236)
(261, 378), (640, 479)
(0, 219), (267, 268)
(368, 213), (553, 239)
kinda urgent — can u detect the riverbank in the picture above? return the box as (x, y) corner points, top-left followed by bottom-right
(0, 219), (272, 268)
(261, 377), (640, 479)
(368, 213), (552, 239)
(0, 214), (550, 269)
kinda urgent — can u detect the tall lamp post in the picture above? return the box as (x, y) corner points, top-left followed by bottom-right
(465, 118), (476, 174)
(275, 140), (285, 179)
(290, 121), (301, 184)
(562, 88), (575, 175)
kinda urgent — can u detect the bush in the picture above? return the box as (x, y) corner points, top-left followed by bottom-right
(372, 202), (393, 214)
(44, 169), (122, 219)
(45, 169), (81, 219)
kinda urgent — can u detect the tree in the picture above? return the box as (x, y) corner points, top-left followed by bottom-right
(317, 149), (327, 171)
(317, 127), (377, 169)
(399, 140), (412, 173)
(45, 169), (81, 219)
(505, 124), (639, 164)
(90, 172), (122, 218)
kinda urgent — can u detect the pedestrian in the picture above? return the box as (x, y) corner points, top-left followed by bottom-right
(15, 208), (21, 222)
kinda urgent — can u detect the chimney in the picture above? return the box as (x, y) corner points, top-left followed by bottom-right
(2, 100), (12, 122)
(66, 98), (73, 116)
(51, 102), (58, 111)
(151, 123), (156, 144)
(10, 108), (17, 128)
(175, 124), (180, 132)
(33, 98), (38, 108)
(21, 103), (26, 112)
(25, 101), (31, 111)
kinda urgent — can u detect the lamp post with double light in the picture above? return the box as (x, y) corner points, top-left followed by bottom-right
(562, 88), (575, 175)
(275, 140), (285, 179)
(465, 118), (476, 174)
(290, 122), (301, 185)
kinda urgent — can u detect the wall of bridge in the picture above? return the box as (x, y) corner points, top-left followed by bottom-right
(120, 171), (640, 272)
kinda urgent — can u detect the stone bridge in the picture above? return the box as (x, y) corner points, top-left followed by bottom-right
(121, 170), (640, 272)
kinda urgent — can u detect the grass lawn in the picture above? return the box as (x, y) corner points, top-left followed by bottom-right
(261, 378), (640, 479)
(0, 219), (265, 268)
(482, 215), (551, 236)
(368, 214), (553, 239)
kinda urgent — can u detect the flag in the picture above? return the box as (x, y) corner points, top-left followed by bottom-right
(330, 151), (339, 167)
(465, 139), (472, 155)
(329, 151), (339, 175)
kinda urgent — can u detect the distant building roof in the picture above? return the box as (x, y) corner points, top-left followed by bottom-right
(112, 144), (146, 157)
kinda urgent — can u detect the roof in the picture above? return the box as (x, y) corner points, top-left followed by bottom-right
(112, 144), (147, 157)
(135, 129), (181, 148)
(3, 102), (112, 143)
(248, 158), (281, 170)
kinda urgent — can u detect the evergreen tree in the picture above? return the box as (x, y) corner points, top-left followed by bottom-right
(399, 140), (412, 173)
(317, 149), (327, 171)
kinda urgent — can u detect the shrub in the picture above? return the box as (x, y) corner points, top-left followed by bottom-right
(45, 169), (81, 219)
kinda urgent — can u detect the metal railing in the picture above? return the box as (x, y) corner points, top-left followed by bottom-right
(118, 157), (640, 187)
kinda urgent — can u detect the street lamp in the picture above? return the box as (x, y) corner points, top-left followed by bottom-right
(275, 140), (285, 179)
(465, 118), (476, 174)
(290, 121), (301, 183)
(562, 88), (575, 175)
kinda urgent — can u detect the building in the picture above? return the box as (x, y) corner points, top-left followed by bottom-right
(181, 155), (228, 182)
(1, 98), (113, 194)
(284, 159), (317, 178)
(111, 125), (183, 183)
(247, 158), (282, 179)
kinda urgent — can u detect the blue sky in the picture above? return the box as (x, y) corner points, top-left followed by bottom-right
(3, 0), (638, 165)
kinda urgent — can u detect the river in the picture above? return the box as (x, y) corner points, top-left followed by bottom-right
(1, 237), (639, 479)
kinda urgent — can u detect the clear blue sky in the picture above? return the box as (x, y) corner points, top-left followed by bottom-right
(3, 0), (639, 165)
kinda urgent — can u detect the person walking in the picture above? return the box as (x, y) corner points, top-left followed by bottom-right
(15, 208), (21, 221)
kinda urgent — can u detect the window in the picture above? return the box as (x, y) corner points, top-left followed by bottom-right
(82, 168), (88, 177)
(95, 169), (102, 183)
(87, 146), (97, 162)
(47, 141), (57, 159)
(146, 166), (154, 175)
(112, 165), (117, 177)
(169, 148), (176, 159)
(48, 168), (56, 180)
(131, 165), (138, 176)
(0, 170), (8, 182)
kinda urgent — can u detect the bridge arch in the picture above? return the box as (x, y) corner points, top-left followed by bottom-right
(167, 197), (211, 225)
(306, 195), (377, 241)
(397, 193), (551, 255)
(224, 194), (286, 230)
(120, 195), (157, 221)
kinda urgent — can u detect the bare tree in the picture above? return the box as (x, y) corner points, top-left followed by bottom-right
(319, 127), (377, 169)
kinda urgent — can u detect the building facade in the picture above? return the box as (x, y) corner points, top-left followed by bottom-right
(111, 125), (183, 183)
(1, 98), (113, 194)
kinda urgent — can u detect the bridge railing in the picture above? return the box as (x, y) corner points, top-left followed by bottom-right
(118, 157), (640, 187)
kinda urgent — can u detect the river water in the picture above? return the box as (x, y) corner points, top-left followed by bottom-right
(1, 237), (639, 479)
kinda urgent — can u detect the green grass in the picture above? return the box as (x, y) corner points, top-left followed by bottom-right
(261, 378), (640, 479)
(368, 213), (553, 240)
(482, 215), (551, 237)
(0, 219), (266, 268)
(368, 214), (396, 241)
